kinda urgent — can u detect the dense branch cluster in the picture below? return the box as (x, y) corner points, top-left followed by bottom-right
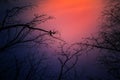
(77, 1), (120, 79)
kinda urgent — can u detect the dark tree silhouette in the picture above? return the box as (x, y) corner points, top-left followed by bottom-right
(57, 43), (84, 80)
(0, 5), (57, 53)
(77, 1), (120, 79)
(0, 4), (58, 80)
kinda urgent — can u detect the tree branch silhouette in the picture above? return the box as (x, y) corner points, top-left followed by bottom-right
(77, 1), (120, 79)
(57, 43), (83, 80)
(0, 5), (62, 52)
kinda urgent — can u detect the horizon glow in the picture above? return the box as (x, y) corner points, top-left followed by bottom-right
(37, 0), (104, 43)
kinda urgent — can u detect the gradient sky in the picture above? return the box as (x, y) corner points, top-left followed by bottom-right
(0, 1), (114, 80)
(36, 0), (104, 43)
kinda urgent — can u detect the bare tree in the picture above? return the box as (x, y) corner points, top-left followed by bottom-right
(56, 43), (84, 80)
(77, 1), (120, 79)
(0, 5), (58, 53)
(0, 4), (60, 80)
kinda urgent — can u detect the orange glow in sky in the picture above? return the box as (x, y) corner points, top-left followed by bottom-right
(37, 0), (103, 43)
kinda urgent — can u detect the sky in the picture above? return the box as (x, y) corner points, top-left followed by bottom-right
(0, 0), (104, 43)
(0, 0), (116, 80)
(36, 0), (104, 43)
